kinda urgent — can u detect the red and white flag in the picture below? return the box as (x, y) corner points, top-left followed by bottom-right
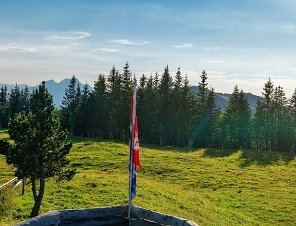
(130, 85), (140, 171)
(129, 84), (140, 199)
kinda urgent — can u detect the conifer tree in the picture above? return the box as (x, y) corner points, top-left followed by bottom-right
(222, 86), (252, 148)
(106, 66), (122, 139)
(140, 74), (159, 143)
(9, 84), (21, 119)
(203, 88), (220, 147)
(197, 70), (208, 104)
(3, 82), (75, 217)
(120, 62), (133, 140)
(60, 76), (79, 135)
(20, 86), (30, 114)
(75, 84), (90, 136)
(137, 74), (147, 140)
(237, 90), (252, 148)
(0, 86), (9, 128)
(253, 97), (265, 150)
(290, 89), (296, 144)
(194, 70), (211, 147)
(171, 68), (184, 145)
(261, 78), (274, 151)
(158, 65), (173, 145)
(272, 86), (291, 151)
(181, 74), (197, 147)
(90, 74), (107, 137)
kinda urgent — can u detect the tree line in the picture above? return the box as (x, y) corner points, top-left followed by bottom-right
(0, 63), (296, 152)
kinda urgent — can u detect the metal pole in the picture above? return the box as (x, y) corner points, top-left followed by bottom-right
(128, 84), (137, 225)
(128, 144), (134, 225)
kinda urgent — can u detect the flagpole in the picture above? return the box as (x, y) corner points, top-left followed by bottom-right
(128, 83), (137, 225)
(128, 136), (134, 224)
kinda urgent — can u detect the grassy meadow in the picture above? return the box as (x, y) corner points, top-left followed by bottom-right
(0, 130), (296, 225)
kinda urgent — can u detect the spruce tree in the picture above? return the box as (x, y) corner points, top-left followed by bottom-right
(120, 62), (133, 140)
(222, 86), (252, 149)
(158, 65), (173, 145)
(137, 74), (147, 140)
(181, 74), (197, 147)
(9, 84), (21, 119)
(261, 78), (274, 151)
(0, 86), (9, 128)
(237, 90), (252, 148)
(60, 76), (79, 135)
(194, 70), (211, 147)
(203, 88), (220, 148)
(272, 86), (291, 152)
(171, 68), (184, 145)
(141, 74), (159, 144)
(90, 74), (108, 138)
(106, 66), (122, 139)
(197, 70), (208, 104)
(253, 97), (265, 150)
(75, 84), (90, 136)
(20, 86), (30, 115)
(290, 89), (296, 145)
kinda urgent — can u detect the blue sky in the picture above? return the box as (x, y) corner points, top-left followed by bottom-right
(0, 0), (296, 96)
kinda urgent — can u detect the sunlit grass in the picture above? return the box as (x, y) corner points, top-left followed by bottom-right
(0, 131), (296, 225)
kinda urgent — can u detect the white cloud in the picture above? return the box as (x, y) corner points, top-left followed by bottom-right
(46, 32), (90, 40)
(0, 42), (85, 54)
(0, 45), (37, 53)
(204, 46), (221, 51)
(109, 39), (149, 46)
(172, 42), (193, 48)
(283, 22), (295, 34)
(203, 59), (224, 63)
(92, 48), (119, 53)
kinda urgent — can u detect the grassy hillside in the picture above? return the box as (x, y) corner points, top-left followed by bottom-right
(0, 132), (296, 225)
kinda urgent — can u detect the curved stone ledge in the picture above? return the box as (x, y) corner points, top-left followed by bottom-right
(15, 205), (198, 226)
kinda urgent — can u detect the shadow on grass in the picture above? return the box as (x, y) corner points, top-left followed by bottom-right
(202, 148), (295, 167)
(202, 148), (238, 158)
(239, 150), (295, 167)
(69, 135), (296, 167)
(69, 136), (197, 153)
(140, 143), (198, 153)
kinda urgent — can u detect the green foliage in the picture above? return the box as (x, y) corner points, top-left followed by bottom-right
(60, 75), (80, 135)
(221, 86), (252, 149)
(255, 79), (296, 152)
(4, 82), (75, 217)
(57, 65), (296, 152)
(0, 86), (9, 129)
(197, 70), (208, 104)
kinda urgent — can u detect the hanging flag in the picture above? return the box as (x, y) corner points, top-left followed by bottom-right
(129, 84), (140, 200)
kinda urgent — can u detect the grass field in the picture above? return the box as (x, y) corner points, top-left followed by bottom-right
(1, 131), (296, 225)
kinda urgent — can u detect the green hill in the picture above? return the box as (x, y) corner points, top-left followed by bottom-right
(1, 132), (296, 225)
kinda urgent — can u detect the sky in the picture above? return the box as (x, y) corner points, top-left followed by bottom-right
(0, 0), (296, 96)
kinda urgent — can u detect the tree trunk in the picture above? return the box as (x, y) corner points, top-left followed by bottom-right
(22, 177), (25, 195)
(30, 178), (45, 218)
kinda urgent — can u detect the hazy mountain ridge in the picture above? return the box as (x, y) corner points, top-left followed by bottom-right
(190, 86), (258, 111)
(0, 80), (258, 110)
(0, 78), (92, 107)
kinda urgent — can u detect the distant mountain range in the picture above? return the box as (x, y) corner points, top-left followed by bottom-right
(190, 86), (258, 112)
(0, 79), (258, 111)
(0, 78), (91, 107)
